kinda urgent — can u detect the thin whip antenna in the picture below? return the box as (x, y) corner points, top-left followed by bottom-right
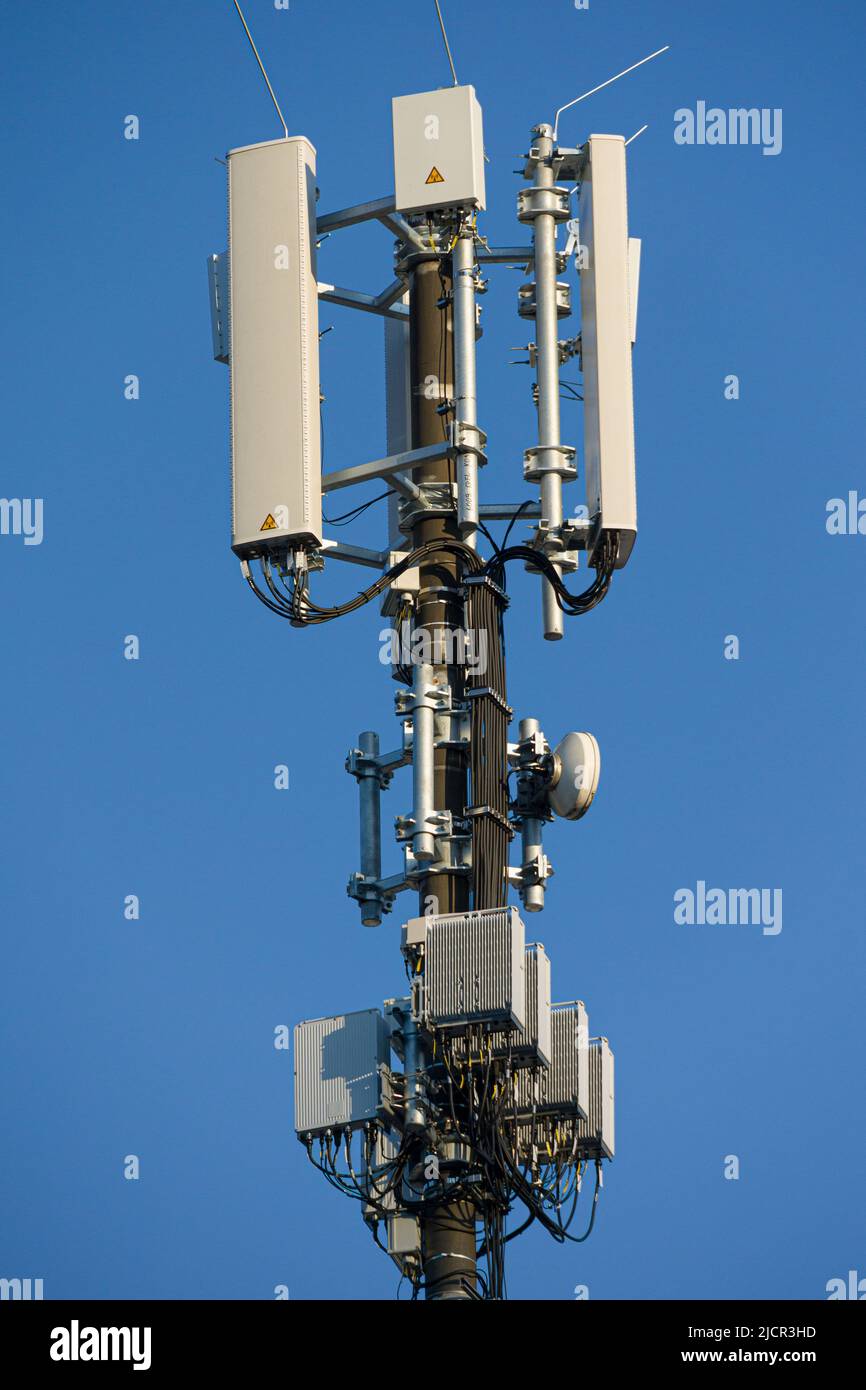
(553, 45), (670, 140)
(625, 124), (649, 146)
(433, 1), (459, 86)
(232, 0), (289, 139)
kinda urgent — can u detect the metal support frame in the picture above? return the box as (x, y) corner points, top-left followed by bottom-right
(315, 196), (425, 324)
(316, 194), (427, 252)
(318, 280), (409, 321)
(320, 540), (388, 569)
(476, 245), (533, 266)
(479, 501), (541, 521)
(519, 125), (576, 640)
(395, 670), (471, 882)
(508, 716), (555, 913)
(410, 661), (437, 862)
(318, 509), (586, 573)
(321, 442), (450, 495)
(346, 653), (474, 927)
(346, 732), (411, 926)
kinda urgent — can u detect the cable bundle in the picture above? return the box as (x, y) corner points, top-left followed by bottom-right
(243, 529), (617, 626)
(483, 529), (619, 616)
(464, 576), (511, 910)
(302, 1035), (602, 1301)
(304, 1126), (408, 1218)
(431, 1037), (602, 1296)
(244, 538), (482, 624)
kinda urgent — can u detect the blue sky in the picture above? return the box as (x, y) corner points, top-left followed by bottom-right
(1, 0), (864, 1300)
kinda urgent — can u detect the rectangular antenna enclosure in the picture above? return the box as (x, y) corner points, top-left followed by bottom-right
(387, 1213), (421, 1269)
(293, 1008), (391, 1137)
(227, 136), (322, 557)
(488, 943), (552, 1067)
(576, 1038), (615, 1159)
(422, 907), (526, 1035)
(363, 1195), (421, 1276)
(578, 134), (637, 568)
(528, 1000), (590, 1118)
(392, 85), (486, 215)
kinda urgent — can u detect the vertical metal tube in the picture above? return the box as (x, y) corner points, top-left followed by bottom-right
(519, 717), (545, 911)
(531, 126), (565, 640)
(358, 731), (381, 926)
(403, 1014), (426, 1132)
(519, 715), (539, 742)
(521, 816), (545, 913)
(412, 660), (436, 861)
(453, 231), (479, 548)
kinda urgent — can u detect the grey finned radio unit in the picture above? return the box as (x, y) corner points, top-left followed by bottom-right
(294, 1008), (391, 1137)
(535, 1000), (591, 1118)
(487, 943), (552, 1067)
(225, 136), (322, 558)
(415, 907), (527, 1036)
(576, 1037), (615, 1159)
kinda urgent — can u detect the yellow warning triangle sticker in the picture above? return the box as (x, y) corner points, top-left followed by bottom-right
(425, 166), (445, 185)
(260, 513), (278, 531)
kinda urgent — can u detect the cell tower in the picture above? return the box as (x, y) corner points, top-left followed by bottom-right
(210, 4), (659, 1300)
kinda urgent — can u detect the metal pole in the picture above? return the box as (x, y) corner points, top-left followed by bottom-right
(453, 230), (479, 548)
(357, 731), (382, 927)
(518, 717), (545, 913)
(421, 1200), (478, 1301)
(408, 248), (477, 1299)
(531, 124), (565, 641)
(403, 1014), (427, 1132)
(412, 661), (436, 861)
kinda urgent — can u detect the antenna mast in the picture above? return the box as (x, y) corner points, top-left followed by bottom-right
(208, 19), (661, 1299)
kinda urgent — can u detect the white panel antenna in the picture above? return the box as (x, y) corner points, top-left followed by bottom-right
(578, 134), (638, 568)
(227, 137), (322, 556)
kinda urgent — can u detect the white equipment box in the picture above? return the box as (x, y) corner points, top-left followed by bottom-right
(227, 136), (322, 557)
(392, 85), (486, 215)
(294, 1008), (391, 1136)
(578, 134), (638, 568)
